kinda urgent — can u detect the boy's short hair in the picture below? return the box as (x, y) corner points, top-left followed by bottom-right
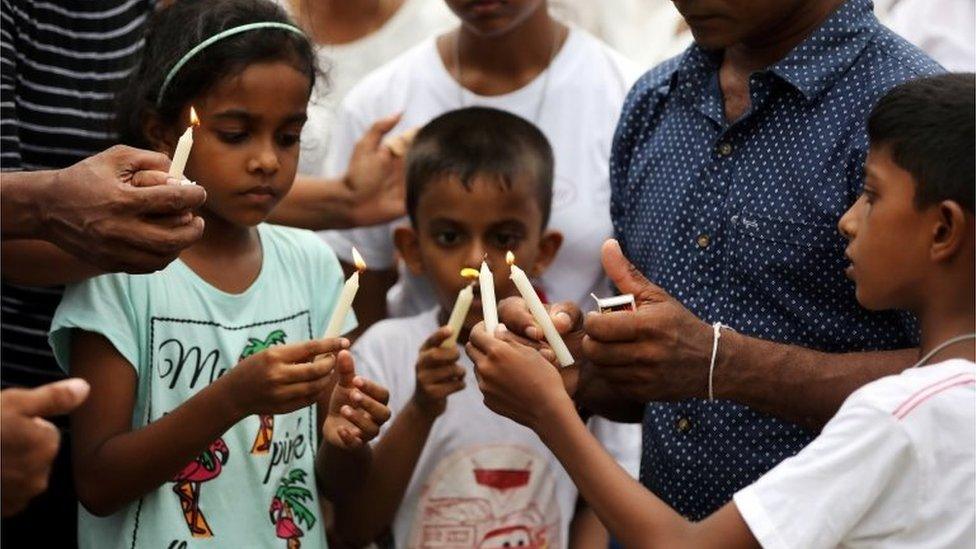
(868, 73), (975, 212)
(405, 107), (554, 227)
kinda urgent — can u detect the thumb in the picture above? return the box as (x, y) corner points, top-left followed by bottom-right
(359, 112), (402, 151)
(335, 350), (357, 389)
(10, 378), (90, 417)
(601, 239), (669, 303)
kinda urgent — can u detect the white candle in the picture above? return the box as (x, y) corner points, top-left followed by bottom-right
(442, 283), (474, 348)
(168, 107), (199, 181)
(507, 253), (574, 367)
(323, 248), (366, 338)
(480, 260), (498, 336)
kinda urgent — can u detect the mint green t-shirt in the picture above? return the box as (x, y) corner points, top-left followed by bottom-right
(50, 224), (354, 549)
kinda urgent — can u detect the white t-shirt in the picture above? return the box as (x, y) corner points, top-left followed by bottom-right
(354, 309), (579, 548)
(280, 0), (458, 176)
(884, 0), (975, 72)
(321, 27), (639, 318)
(734, 359), (976, 549)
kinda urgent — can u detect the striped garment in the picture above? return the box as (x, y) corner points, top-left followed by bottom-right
(0, 0), (154, 389)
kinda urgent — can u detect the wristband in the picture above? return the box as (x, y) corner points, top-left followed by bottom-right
(708, 322), (732, 401)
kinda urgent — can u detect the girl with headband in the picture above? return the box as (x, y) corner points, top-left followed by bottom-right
(49, 1), (391, 547)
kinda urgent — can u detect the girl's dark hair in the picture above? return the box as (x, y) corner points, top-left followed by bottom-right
(117, 0), (319, 148)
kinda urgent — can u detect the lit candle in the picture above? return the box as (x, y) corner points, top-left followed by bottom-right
(323, 248), (366, 338)
(507, 251), (574, 367)
(168, 106), (199, 181)
(442, 268), (479, 348)
(480, 260), (498, 336)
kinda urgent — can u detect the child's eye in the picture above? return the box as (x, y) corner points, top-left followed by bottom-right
(216, 130), (248, 144)
(490, 232), (522, 249)
(434, 230), (462, 247)
(863, 189), (876, 205)
(277, 133), (301, 148)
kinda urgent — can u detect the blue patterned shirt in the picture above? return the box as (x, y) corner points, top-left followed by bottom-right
(610, 0), (942, 520)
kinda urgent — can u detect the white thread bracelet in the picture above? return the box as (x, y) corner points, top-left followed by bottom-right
(708, 322), (728, 401)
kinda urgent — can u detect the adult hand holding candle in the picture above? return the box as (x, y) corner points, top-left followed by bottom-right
(323, 248), (366, 339)
(506, 251), (574, 367)
(442, 268), (479, 348)
(168, 106), (199, 181)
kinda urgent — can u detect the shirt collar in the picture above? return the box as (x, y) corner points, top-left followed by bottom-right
(669, 0), (879, 103)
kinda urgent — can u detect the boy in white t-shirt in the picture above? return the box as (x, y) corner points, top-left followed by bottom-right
(323, 108), (583, 547)
(467, 74), (976, 548)
(321, 0), (638, 329)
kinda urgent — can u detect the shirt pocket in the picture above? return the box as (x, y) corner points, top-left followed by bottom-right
(725, 211), (852, 333)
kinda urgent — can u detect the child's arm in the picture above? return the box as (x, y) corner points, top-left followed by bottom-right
(71, 331), (345, 517)
(467, 325), (759, 549)
(323, 327), (466, 546)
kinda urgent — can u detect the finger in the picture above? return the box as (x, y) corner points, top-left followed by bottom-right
(496, 297), (539, 339)
(280, 354), (336, 384)
(272, 338), (350, 364)
(360, 112), (403, 151)
(6, 379), (90, 417)
(120, 217), (204, 258)
(601, 239), (670, 303)
(549, 301), (583, 335)
(337, 426), (363, 448)
(129, 170), (175, 188)
(351, 376), (390, 405)
(340, 405), (381, 437)
(335, 350), (356, 388)
(494, 324), (547, 350)
(465, 342), (487, 370)
(144, 211), (197, 229)
(581, 337), (644, 367)
(114, 145), (171, 173)
(583, 310), (641, 342)
(420, 327), (454, 350)
(347, 390), (392, 424)
(419, 346), (461, 368)
(130, 184), (207, 215)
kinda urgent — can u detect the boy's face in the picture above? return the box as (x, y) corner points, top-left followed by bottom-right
(838, 146), (932, 310)
(157, 62), (309, 228)
(445, 0), (546, 37)
(395, 173), (562, 331)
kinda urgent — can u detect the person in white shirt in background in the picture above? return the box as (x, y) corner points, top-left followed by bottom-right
(881, 0), (975, 71)
(320, 0), (642, 543)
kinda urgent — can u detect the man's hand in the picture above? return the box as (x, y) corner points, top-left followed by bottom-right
(344, 113), (407, 227)
(38, 145), (206, 273)
(324, 350), (391, 450)
(582, 239), (712, 402)
(410, 327), (466, 419)
(1, 378), (90, 517)
(466, 323), (574, 432)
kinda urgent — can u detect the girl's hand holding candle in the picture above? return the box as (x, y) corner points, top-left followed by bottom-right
(168, 106), (199, 182)
(324, 248), (366, 339)
(506, 251), (574, 367)
(442, 268), (480, 348)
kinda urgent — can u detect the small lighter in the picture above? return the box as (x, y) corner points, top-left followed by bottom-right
(590, 293), (636, 313)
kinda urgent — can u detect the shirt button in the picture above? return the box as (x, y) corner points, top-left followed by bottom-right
(696, 234), (711, 249)
(717, 142), (733, 156)
(676, 417), (693, 433)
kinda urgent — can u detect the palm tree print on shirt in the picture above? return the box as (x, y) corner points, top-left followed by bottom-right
(269, 469), (317, 549)
(240, 330), (287, 454)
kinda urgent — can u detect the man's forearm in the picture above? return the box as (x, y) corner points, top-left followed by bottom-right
(1, 240), (103, 286)
(718, 331), (916, 429)
(1, 170), (55, 239)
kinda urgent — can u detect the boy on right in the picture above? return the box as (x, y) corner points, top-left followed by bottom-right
(467, 72), (975, 548)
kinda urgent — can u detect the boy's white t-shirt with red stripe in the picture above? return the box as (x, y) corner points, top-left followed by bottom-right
(734, 359), (975, 549)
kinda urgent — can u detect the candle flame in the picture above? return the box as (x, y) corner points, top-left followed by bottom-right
(505, 250), (515, 266)
(460, 267), (480, 280)
(189, 106), (200, 127)
(352, 247), (367, 271)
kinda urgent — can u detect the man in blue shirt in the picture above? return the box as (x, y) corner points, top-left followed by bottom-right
(501, 0), (944, 521)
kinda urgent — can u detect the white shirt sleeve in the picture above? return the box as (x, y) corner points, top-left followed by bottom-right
(885, 0), (975, 72)
(320, 96), (400, 268)
(733, 398), (919, 549)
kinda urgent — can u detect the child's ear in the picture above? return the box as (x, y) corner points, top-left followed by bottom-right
(931, 200), (971, 264)
(143, 112), (175, 155)
(529, 230), (563, 278)
(393, 226), (425, 276)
